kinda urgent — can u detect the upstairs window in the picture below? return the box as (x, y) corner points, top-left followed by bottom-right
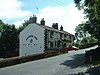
(60, 33), (63, 39)
(64, 34), (66, 37)
(50, 31), (54, 38)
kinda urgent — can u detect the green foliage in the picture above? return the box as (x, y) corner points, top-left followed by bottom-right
(17, 20), (29, 32)
(75, 22), (97, 45)
(0, 18), (30, 54)
(0, 20), (4, 31)
(0, 20), (18, 52)
(75, 22), (88, 38)
(80, 36), (97, 45)
(74, 0), (100, 45)
(0, 19), (30, 54)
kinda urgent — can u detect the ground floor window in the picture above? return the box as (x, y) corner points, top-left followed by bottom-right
(50, 42), (53, 47)
(55, 41), (56, 47)
(64, 43), (66, 47)
(57, 40), (60, 47)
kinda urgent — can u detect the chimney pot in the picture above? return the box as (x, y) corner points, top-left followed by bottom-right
(52, 23), (58, 29)
(40, 18), (45, 25)
(60, 25), (63, 30)
(29, 14), (37, 24)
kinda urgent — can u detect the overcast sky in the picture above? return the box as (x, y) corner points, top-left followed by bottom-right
(0, 0), (85, 34)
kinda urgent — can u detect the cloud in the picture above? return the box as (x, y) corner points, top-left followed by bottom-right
(0, 0), (84, 34)
(14, 17), (29, 28)
(0, 0), (31, 20)
(14, 20), (24, 28)
(37, 3), (85, 34)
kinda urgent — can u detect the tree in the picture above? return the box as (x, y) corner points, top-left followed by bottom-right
(75, 22), (97, 45)
(75, 22), (88, 45)
(74, 0), (100, 45)
(17, 20), (29, 32)
(0, 20), (4, 31)
(0, 22), (18, 52)
(75, 22), (88, 38)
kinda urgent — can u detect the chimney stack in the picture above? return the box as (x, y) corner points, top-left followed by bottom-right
(33, 15), (37, 23)
(52, 23), (58, 29)
(29, 14), (37, 24)
(29, 16), (33, 23)
(60, 25), (63, 30)
(40, 18), (45, 25)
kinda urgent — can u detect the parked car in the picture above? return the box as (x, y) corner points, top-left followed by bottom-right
(66, 46), (79, 51)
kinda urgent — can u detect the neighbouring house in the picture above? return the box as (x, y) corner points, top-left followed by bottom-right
(19, 15), (74, 56)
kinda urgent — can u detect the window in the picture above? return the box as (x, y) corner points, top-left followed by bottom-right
(50, 31), (54, 38)
(69, 35), (72, 40)
(57, 40), (60, 47)
(64, 34), (66, 37)
(55, 41), (56, 47)
(60, 33), (63, 39)
(64, 43), (66, 47)
(50, 42), (53, 47)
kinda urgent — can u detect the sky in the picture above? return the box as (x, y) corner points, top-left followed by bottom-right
(0, 0), (85, 34)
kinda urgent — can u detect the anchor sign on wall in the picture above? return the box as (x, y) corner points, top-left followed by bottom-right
(26, 35), (38, 43)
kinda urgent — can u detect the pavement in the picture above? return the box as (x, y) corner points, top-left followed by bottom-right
(0, 45), (99, 75)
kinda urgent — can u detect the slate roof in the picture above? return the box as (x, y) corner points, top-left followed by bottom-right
(36, 23), (74, 36)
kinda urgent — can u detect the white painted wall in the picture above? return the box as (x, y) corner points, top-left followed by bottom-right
(20, 23), (45, 56)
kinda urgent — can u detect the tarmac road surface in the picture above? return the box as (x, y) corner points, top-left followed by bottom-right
(0, 45), (98, 75)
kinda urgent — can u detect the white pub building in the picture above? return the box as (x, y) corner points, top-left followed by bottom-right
(19, 15), (74, 56)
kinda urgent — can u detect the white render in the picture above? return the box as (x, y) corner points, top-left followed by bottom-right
(20, 23), (45, 56)
(19, 22), (74, 56)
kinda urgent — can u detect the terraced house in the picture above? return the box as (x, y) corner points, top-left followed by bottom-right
(20, 15), (74, 56)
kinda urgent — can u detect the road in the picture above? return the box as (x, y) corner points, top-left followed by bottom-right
(0, 46), (98, 75)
